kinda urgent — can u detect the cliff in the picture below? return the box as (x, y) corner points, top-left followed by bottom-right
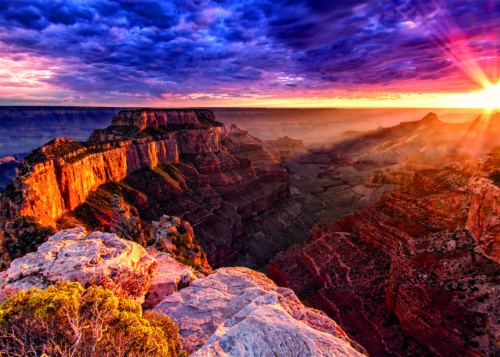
(333, 112), (500, 165)
(269, 148), (500, 357)
(0, 109), (226, 228)
(1, 109), (312, 270)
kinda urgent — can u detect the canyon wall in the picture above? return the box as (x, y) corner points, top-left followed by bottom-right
(270, 150), (500, 357)
(1, 108), (312, 270)
(0, 109), (227, 228)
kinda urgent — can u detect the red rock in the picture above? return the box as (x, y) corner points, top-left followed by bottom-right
(270, 150), (500, 357)
(0, 109), (314, 271)
(142, 247), (200, 309)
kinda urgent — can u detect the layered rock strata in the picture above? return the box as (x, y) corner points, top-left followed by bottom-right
(270, 150), (500, 357)
(1, 109), (313, 270)
(64, 115), (309, 268)
(154, 267), (365, 356)
(333, 112), (500, 165)
(0, 109), (226, 228)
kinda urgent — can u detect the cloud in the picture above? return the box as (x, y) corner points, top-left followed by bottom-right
(0, 0), (498, 105)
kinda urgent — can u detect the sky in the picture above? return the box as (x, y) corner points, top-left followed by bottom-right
(0, 0), (499, 108)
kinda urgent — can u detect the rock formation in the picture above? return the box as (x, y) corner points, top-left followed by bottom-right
(333, 112), (500, 165)
(110, 194), (143, 244)
(0, 137), (181, 227)
(0, 109), (228, 228)
(142, 247), (200, 309)
(154, 267), (366, 356)
(0, 109), (314, 269)
(264, 136), (306, 160)
(0, 227), (157, 304)
(270, 149), (500, 357)
(150, 215), (212, 274)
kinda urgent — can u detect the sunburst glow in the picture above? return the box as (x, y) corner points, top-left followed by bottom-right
(480, 82), (500, 111)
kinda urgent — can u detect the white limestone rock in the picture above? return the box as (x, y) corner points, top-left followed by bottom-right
(0, 227), (156, 304)
(142, 247), (200, 309)
(154, 267), (363, 356)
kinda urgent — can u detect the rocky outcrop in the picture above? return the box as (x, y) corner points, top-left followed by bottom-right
(0, 227), (156, 304)
(142, 247), (200, 309)
(270, 151), (500, 357)
(154, 267), (365, 356)
(151, 215), (211, 274)
(110, 194), (143, 244)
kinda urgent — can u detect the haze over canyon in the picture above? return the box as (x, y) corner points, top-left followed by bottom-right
(0, 106), (498, 356)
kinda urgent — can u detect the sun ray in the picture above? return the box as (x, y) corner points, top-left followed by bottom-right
(406, 0), (499, 110)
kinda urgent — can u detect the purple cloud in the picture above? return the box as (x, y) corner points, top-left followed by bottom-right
(0, 0), (498, 104)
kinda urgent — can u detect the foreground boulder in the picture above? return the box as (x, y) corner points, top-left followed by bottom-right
(154, 267), (365, 356)
(143, 247), (201, 309)
(0, 227), (156, 304)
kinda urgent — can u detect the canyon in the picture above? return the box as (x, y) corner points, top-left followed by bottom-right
(0, 109), (312, 269)
(269, 148), (500, 357)
(1, 108), (500, 356)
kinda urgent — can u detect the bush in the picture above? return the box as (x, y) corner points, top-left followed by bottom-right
(0, 282), (184, 357)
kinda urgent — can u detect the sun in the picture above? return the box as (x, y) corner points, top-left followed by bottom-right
(480, 82), (500, 111)
(444, 81), (500, 110)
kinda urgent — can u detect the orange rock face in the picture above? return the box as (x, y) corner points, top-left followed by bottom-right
(1, 109), (228, 228)
(270, 149), (500, 357)
(1, 137), (180, 227)
(1, 109), (312, 271)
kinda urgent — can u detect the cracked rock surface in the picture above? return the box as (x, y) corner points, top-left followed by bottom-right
(0, 227), (156, 304)
(154, 267), (364, 356)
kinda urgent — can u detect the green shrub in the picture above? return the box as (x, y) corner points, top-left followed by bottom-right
(0, 282), (184, 357)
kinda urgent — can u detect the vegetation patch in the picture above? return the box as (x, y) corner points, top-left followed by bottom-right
(156, 164), (186, 185)
(0, 282), (184, 357)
